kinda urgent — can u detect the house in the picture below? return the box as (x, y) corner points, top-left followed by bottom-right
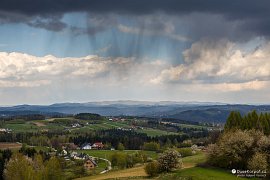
(61, 149), (68, 156)
(84, 158), (97, 170)
(92, 142), (104, 149)
(81, 143), (92, 150)
(0, 128), (12, 133)
(0, 128), (7, 133)
(70, 151), (78, 158)
(71, 123), (81, 128)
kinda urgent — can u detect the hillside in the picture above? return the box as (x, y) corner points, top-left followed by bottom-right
(1, 102), (270, 123)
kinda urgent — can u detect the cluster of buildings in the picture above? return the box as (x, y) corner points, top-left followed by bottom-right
(60, 142), (105, 150)
(71, 123), (81, 128)
(81, 142), (104, 150)
(60, 150), (98, 170)
(0, 128), (12, 133)
(108, 117), (126, 122)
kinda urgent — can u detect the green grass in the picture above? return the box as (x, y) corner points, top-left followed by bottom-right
(77, 150), (158, 160)
(158, 167), (251, 180)
(106, 121), (131, 128)
(182, 151), (207, 167)
(4, 123), (40, 132)
(136, 128), (178, 137)
(178, 123), (206, 129)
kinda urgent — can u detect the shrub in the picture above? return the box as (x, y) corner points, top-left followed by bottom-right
(207, 129), (270, 170)
(178, 148), (193, 157)
(110, 152), (127, 169)
(144, 161), (160, 177)
(117, 143), (125, 151)
(143, 142), (160, 151)
(158, 149), (182, 172)
(248, 152), (268, 170)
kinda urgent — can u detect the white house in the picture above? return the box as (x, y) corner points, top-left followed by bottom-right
(81, 143), (92, 150)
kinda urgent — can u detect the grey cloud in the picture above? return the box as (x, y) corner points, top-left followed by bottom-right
(27, 16), (67, 31)
(1, 0), (270, 39)
(70, 14), (118, 35)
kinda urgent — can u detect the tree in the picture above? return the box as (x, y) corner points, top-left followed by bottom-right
(144, 161), (160, 177)
(33, 154), (46, 179)
(225, 110), (270, 135)
(248, 152), (268, 170)
(158, 149), (182, 172)
(0, 149), (11, 180)
(4, 153), (35, 180)
(110, 152), (127, 169)
(207, 129), (270, 172)
(117, 143), (125, 151)
(44, 157), (63, 180)
(142, 142), (160, 151)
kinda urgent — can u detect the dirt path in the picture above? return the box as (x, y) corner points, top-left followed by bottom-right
(33, 122), (46, 127)
(0, 142), (22, 150)
(77, 162), (196, 180)
(77, 166), (147, 180)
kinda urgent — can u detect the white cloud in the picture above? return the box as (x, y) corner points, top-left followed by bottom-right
(151, 39), (270, 91)
(0, 52), (167, 88)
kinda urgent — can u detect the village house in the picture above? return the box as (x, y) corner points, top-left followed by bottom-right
(84, 158), (97, 170)
(71, 123), (81, 128)
(70, 151), (78, 158)
(91, 142), (104, 149)
(60, 149), (68, 156)
(81, 143), (92, 150)
(0, 128), (12, 133)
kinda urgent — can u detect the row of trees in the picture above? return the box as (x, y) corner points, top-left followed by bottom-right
(4, 153), (63, 180)
(225, 110), (270, 134)
(74, 113), (104, 121)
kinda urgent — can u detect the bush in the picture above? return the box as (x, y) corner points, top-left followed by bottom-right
(248, 152), (268, 170)
(178, 148), (193, 157)
(144, 161), (160, 177)
(110, 152), (127, 169)
(117, 143), (125, 151)
(207, 129), (270, 171)
(142, 142), (160, 151)
(158, 149), (182, 172)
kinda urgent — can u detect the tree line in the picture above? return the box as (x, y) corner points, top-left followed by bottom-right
(224, 110), (270, 134)
(208, 110), (270, 177)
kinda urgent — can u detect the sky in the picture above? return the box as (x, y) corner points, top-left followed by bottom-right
(1, 0), (270, 105)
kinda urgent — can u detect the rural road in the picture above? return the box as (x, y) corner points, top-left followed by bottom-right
(99, 157), (112, 174)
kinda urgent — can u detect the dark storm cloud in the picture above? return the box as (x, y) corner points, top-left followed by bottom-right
(1, 0), (270, 37)
(1, 0), (269, 17)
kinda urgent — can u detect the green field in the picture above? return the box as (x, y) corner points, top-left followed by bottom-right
(77, 150), (158, 160)
(4, 123), (39, 132)
(136, 128), (179, 137)
(14, 118), (174, 137)
(3, 117), (212, 138)
(158, 167), (249, 180)
(178, 123), (206, 129)
(182, 151), (207, 167)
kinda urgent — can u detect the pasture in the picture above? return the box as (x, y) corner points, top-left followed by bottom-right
(0, 142), (22, 150)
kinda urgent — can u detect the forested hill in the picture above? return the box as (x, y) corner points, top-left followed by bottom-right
(1, 102), (270, 123)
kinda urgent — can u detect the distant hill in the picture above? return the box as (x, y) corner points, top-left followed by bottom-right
(0, 102), (270, 123)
